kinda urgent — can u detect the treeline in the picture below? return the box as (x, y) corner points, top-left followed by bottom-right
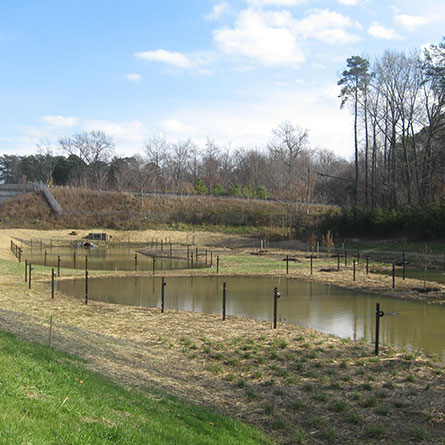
(338, 38), (445, 208)
(1, 39), (443, 212)
(322, 202), (445, 240)
(0, 126), (352, 205)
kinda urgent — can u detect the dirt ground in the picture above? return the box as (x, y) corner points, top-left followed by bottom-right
(1, 229), (445, 444)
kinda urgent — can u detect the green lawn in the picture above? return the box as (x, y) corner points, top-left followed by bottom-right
(0, 330), (271, 445)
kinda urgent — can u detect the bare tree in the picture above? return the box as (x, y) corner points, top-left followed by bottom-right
(35, 139), (57, 184)
(268, 121), (309, 177)
(59, 130), (114, 187)
(129, 156), (153, 202)
(268, 121), (310, 201)
(168, 139), (194, 192)
(109, 157), (133, 191)
(144, 135), (168, 193)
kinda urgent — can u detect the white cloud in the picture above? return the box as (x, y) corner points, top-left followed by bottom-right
(337, 0), (360, 5)
(151, 82), (353, 157)
(213, 8), (360, 67)
(246, 0), (307, 5)
(296, 9), (361, 45)
(205, 2), (229, 21)
(368, 22), (402, 40)
(135, 49), (195, 68)
(395, 14), (435, 31)
(157, 119), (198, 136)
(41, 115), (79, 128)
(127, 73), (142, 82)
(84, 119), (149, 143)
(214, 9), (304, 66)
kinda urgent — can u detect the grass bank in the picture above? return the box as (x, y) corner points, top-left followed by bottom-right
(0, 330), (269, 444)
(0, 187), (333, 239)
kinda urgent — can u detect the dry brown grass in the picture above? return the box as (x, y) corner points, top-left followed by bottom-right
(1, 228), (445, 444)
(0, 187), (315, 235)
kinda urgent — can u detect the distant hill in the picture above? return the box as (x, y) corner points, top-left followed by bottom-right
(0, 187), (333, 237)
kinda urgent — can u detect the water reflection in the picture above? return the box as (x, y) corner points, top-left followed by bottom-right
(21, 246), (196, 271)
(58, 275), (445, 361)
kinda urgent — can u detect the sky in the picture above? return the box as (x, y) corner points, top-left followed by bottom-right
(0, 0), (444, 160)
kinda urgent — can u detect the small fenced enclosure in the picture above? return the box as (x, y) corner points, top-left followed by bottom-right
(13, 238), (209, 272)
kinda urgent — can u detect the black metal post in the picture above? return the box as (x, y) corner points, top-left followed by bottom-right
(135, 253), (138, 271)
(402, 251), (406, 280)
(210, 251), (213, 267)
(392, 263), (395, 289)
(57, 256), (61, 277)
(85, 270), (88, 305)
(375, 303), (384, 355)
(170, 243), (172, 257)
(345, 251), (348, 267)
(29, 263), (32, 289)
(366, 257), (369, 275)
(191, 252), (194, 269)
(85, 255), (88, 272)
(337, 254), (340, 271)
(44, 250), (47, 266)
(353, 259), (356, 281)
(51, 268), (55, 299)
(161, 277), (166, 313)
(286, 255), (289, 274)
(195, 247), (198, 263)
(310, 255), (313, 275)
(152, 256), (156, 275)
(216, 256), (220, 274)
(205, 250), (208, 267)
(25, 259), (28, 282)
(161, 239), (163, 251)
(273, 287), (281, 329)
(222, 282), (227, 321)
(73, 251), (76, 269)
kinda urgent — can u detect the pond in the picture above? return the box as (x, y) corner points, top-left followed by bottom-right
(58, 275), (445, 362)
(21, 245), (197, 271)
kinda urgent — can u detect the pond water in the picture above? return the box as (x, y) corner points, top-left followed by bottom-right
(21, 246), (195, 271)
(58, 275), (445, 362)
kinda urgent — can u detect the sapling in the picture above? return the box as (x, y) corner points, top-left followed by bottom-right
(322, 230), (334, 267)
(418, 244), (433, 290)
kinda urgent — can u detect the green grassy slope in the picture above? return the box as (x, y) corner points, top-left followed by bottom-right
(0, 330), (270, 445)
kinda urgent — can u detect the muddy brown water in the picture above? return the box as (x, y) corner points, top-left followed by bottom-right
(21, 246), (199, 271)
(58, 275), (445, 362)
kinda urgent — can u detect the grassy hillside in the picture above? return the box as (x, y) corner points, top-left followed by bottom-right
(0, 187), (331, 237)
(0, 329), (270, 444)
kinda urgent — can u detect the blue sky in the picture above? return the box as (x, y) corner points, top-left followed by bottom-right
(1, 0), (444, 159)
